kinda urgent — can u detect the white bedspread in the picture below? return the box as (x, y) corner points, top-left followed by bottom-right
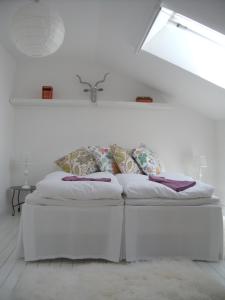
(36, 171), (123, 200)
(116, 172), (214, 199)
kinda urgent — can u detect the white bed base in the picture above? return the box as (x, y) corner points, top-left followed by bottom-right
(125, 205), (223, 262)
(17, 203), (223, 262)
(17, 204), (124, 262)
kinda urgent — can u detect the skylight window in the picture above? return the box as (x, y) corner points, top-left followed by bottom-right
(141, 7), (225, 89)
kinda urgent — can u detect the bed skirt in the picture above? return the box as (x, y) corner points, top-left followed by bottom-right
(16, 204), (124, 262)
(125, 205), (223, 262)
(17, 203), (223, 262)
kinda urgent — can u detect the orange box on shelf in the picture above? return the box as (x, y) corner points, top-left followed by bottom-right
(136, 97), (153, 103)
(42, 86), (53, 100)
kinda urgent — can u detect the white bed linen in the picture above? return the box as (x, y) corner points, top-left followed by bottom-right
(116, 173), (214, 199)
(17, 203), (124, 262)
(26, 191), (124, 207)
(36, 171), (123, 200)
(125, 195), (220, 206)
(125, 205), (223, 262)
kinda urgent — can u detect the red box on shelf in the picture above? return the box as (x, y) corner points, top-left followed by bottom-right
(42, 86), (53, 100)
(136, 97), (153, 103)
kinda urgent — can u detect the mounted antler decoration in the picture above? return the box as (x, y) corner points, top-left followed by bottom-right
(76, 73), (109, 103)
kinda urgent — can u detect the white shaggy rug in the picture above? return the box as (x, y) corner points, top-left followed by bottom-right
(12, 259), (225, 300)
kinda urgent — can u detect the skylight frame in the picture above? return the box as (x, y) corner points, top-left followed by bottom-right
(140, 6), (225, 51)
(138, 5), (225, 90)
(171, 12), (225, 47)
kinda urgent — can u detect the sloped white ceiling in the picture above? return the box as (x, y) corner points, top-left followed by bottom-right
(0, 0), (225, 119)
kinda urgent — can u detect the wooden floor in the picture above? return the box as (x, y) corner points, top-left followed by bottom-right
(0, 214), (225, 299)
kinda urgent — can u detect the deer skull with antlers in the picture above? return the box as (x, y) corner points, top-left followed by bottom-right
(76, 73), (109, 103)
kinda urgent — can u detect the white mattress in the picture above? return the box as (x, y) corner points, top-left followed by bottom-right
(26, 191), (219, 207)
(26, 191), (124, 207)
(125, 195), (220, 206)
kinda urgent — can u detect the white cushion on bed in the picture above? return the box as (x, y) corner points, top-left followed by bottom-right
(116, 172), (214, 199)
(36, 171), (123, 200)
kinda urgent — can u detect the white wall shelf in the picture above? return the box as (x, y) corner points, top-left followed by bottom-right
(10, 98), (172, 110)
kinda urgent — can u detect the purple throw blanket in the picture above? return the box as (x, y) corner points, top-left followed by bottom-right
(62, 176), (111, 182)
(149, 175), (196, 192)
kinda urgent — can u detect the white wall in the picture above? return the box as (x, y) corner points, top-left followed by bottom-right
(13, 59), (164, 102)
(12, 104), (216, 189)
(216, 120), (225, 204)
(0, 44), (15, 214)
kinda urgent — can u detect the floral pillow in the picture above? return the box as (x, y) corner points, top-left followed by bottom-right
(110, 144), (141, 174)
(132, 146), (161, 175)
(88, 146), (120, 174)
(55, 147), (98, 175)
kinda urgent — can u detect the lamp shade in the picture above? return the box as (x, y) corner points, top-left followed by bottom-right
(11, 1), (65, 57)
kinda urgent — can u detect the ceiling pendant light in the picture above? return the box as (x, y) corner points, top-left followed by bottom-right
(11, 0), (65, 57)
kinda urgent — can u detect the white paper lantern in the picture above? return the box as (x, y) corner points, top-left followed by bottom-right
(11, 1), (65, 57)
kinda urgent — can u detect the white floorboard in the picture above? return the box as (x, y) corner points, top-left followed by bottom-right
(0, 214), (225, 299)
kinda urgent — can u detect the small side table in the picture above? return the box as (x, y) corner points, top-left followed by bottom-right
(9, 185), (36, 216)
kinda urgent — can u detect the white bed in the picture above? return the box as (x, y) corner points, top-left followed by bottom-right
(17, 171), (124, 262)
(17, 171), (223, 262)
(116, 173), (223, 262)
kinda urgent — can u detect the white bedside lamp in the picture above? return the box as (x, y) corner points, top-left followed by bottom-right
(22, 153), (31, 189)
(199, 155), (208, 181)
